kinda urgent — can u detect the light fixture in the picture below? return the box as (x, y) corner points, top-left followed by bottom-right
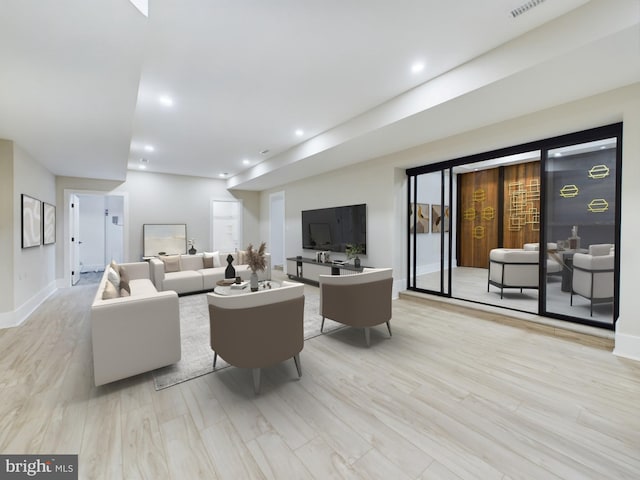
(295, 129), (304, 137)
(218, 172), (228, 178)
(158, 95), (174, 107)
(554, 152), (563, 158)
(242, 159), (250, 165)
(144, 145), (154, 152)
(260, 149), (270, 155)
(411, 62), (425, 73)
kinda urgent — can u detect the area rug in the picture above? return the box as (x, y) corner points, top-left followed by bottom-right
(152, 287), (343, 390)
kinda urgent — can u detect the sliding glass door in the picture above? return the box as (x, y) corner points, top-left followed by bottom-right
(408, 169), (452, 296)
(407, 123), (621, 330)
(542, 137), (619, 326)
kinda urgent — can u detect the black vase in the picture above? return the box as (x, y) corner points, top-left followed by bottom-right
(225, 254), (236, 279)
(188, 246), (196, 255)
(354, 257), (361, 268)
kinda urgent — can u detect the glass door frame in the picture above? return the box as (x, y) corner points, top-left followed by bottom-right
(406, 122), (622, 330)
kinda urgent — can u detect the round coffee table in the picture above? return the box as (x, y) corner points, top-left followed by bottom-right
(213, 280), (280, 296)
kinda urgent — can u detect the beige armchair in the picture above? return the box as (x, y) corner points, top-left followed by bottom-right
(207, 281), (304, 394)
(571, 244), (615, 316)
(318, 268), (393, 346)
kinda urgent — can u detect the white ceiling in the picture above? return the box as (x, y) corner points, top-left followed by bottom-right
(1, 0), (638, 190)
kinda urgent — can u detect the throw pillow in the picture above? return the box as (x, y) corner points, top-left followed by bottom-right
(102, 280), (119, 300)
(162, 255), (181, 273)
(119, 265), (129, 284)
(203, 251), (221, 269)
(237, 250), (246, 265)
(107, 266), (121, 288)
(110, 259), (118, 272)
(203, 252), (214, 269)
(120, 279), (131, 295)
(589, 244), (613, 256)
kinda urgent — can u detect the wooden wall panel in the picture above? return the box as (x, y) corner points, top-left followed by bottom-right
(458, 169), (499, 268)
(502, 161), (540, 248)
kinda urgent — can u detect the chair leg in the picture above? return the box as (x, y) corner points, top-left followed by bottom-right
(320, 316), (325, 333)
(386, 321), (392, 337)
(364, 327), (371, 347)
(293, 354), (302, 377)
(252, 368), (261, 394)
(212, 351), (217, 369)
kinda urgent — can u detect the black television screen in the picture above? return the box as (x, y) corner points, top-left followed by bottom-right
(302, 204), (366, 253)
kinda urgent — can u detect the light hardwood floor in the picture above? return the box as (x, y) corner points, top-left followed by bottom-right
(1, 282), (639, 479)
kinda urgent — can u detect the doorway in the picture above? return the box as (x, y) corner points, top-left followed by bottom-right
(65, 190), (126, 287)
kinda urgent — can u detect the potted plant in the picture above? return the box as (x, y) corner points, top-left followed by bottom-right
(345, 243), (363, 268)
(246, 242), (267, 291)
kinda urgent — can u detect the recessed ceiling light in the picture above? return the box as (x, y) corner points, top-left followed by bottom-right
(158, 95), (174, 107)
(144, 145), (154, 152)
(411, 62), (425, 73)
(295, 129), (304, 137)
(554, 152), (563, 157)
(138, 164), (147, 170)
(242, 159), (250, 165)
(219, 173), (228, 178)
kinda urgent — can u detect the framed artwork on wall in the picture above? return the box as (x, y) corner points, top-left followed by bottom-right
(432, 204), (450, 233)
(43, 202), (56, 245)
(409, 203), (429, 234)
(21, 194), (42, 248)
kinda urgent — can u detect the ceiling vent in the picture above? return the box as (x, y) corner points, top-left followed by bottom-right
(510, 0), (546, 18)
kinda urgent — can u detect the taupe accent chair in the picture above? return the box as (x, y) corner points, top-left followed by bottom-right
(207, 281), (304, 394)
(318, 268), (393, 346)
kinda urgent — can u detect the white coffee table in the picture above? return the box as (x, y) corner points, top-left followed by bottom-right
(213, 280), (280, 296)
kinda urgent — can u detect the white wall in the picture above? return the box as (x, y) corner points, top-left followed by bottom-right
(259, 83), (640, 359)
(0, 141), (57, 326)
(0, 140), (15, 314)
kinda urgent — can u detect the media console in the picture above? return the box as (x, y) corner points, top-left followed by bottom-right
(286, 257), (366, 285)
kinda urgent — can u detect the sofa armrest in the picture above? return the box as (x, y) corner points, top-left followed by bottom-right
(91, 290), (180, 386)
(149, 258), (165, 289)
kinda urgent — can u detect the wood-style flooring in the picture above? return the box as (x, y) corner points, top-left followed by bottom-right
(1, 281), (639, 479)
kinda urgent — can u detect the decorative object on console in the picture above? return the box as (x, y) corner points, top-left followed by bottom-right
(246, 242), (267, 292)
(225, 254), (236, 279)
(568, 225), (580, 250)
(345, 243), (363, 268)
(188, 239), (197, 255)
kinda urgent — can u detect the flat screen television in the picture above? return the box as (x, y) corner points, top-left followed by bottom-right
(302, 204), (366, 254)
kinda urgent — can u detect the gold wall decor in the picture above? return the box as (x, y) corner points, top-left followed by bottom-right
(473, 188), (486, 202)
(507, 180), (540, 232)
(482, 206), (495, 220)
(588, 164), (610, 179)
(473, 225), (485, 239)
(588, 198), (609, 213)
(464, 207), (476, 220)
(560, 184), (579, 198)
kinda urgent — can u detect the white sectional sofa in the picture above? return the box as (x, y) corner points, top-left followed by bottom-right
(91, 261), (181, 386)
(149, 252), (271, 295)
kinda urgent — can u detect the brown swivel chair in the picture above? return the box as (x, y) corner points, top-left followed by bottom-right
(318, 268), (393, 346)
(207, 281), (304, 394)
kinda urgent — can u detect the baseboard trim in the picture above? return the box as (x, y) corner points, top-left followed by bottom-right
(0, 282), (58, 329)
(613, 332), (640, 361)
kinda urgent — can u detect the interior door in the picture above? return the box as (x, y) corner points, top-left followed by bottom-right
(70, 194), (81, 285)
